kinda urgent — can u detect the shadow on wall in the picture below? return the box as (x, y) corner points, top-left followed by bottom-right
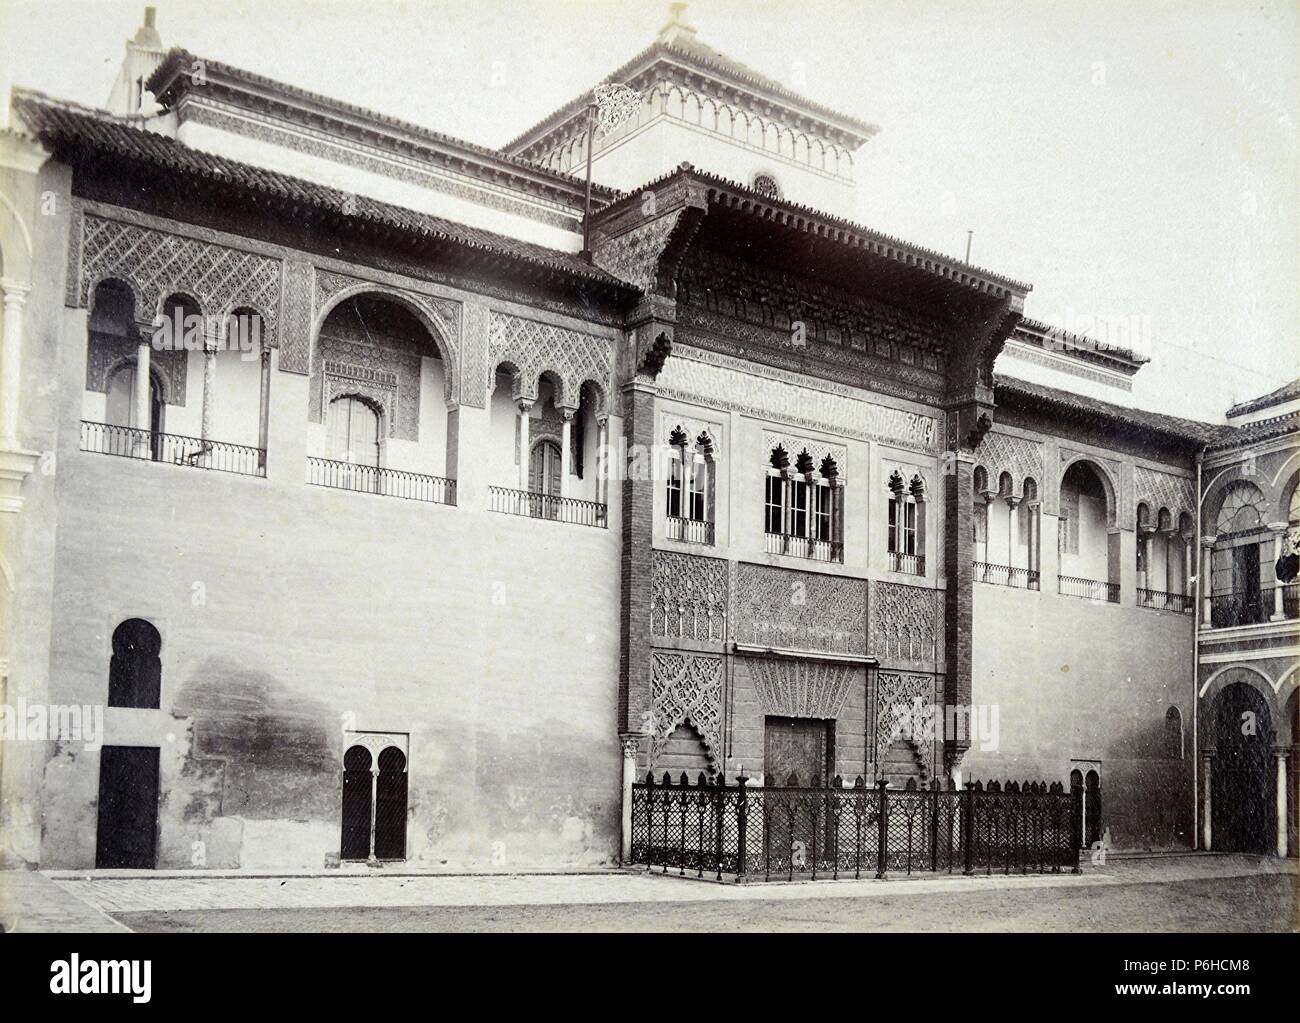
(172, 656), (340, 822)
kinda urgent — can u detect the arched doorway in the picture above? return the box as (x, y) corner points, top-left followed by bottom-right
(374, 747), (408, 860)
(529, 438), (562, 517)
(1213, 682), (1273, 853)
(1085, 770), (1102, 847)
(326, 395), (381, 491)
(106, 361), (163, 457)
(339, 745), (373, 861)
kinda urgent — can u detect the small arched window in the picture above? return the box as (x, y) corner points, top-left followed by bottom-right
(108, 619), (162, 709)
(1163, 706), (1183, 759)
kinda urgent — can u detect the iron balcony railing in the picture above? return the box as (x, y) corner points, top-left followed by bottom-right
(1210, 589), (1271, 628)
(306, 456), (456, 505)
(889, 551), (925, 576)
(1284, 583), (1300, 621)
(1137, 588), (1194, 614)
(630, 773), (1081, 882)
(80, 420), (265, 478)
(666, 515), (714, 545)
(764, 530), (843, 563)
(973, 561), (1040, 590)
(489, 485), (607, 528)
(1057, 573), (1120, 603)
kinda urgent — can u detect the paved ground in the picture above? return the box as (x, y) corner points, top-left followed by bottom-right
(5, 854), (1295, 932)
(0, 870), (129, 933)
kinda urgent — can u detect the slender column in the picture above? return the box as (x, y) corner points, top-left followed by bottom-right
(132, 330), (153, 457)
(1275, 749), (1289, 858)
(516, 399), (532, 492)
(980, 490), (994, 565)
(595, 413), (609, 507)
(619, 734), (639, 864)
(1182, 533), (1194, 598)
(1136, 527), (1153, 593)
(0, 281), (32, 448)
(201, 334), (217, 445)
(559, 407), (575, 499)
(1163, 531), (1175, 596)
(1201, 752), (1213, 850)
(257, 349), (271, 468)
(1200, 537), (1216, 625)
(1006, 496), (1020, 580)
(1268, 523), (1289, 620)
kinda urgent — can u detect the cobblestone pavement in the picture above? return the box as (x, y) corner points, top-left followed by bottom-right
(0, 870), (129, 932)
(36, 853), (1295, 920)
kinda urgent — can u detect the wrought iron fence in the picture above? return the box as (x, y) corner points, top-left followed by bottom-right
(630, 774), (1080, 882)
(1137, 587), (1194, 613)
(974, 562), (1040, 589)
(80, 420), (265, 478)
(666, 515), (714, 545)
(1283, 583), (1299, 621)
(307, 456), (456, 505)
(763, 531), (843, 563)
(488, 485), (607, 528)
(1057, 573), (1119, 603)
(1210, 589), (1269, 627)
(889, 551), (925, 576)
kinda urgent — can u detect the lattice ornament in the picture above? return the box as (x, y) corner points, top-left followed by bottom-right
(733, 564), (867, 655)
(594, 83), (642, 135)
(974, 431), (1044, 497)
(869, 581), (939, 665)
(74, 214), (281, 343)
(1134, 465), (1195, 524)
(651, 550), (728, 643)
(875, 671), (937, 778)
(489, 311), (613, 411)
(649, 652), (724, 769)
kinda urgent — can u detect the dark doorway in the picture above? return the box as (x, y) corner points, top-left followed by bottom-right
(340, 745), (373, 861)
(95, 746), (159, 869)
(373, 747), (408, 860)
(1214, 682), (1273, 853)
(1085, 770), (1102, 847)
(764, 716), (833, 786)
(1232, 544), (1263, 624)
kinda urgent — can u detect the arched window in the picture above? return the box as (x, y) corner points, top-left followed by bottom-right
(1216, 481), (1268, 535)
(763, 445), (842, 562)
(529, 439), (562, 519)
(887, 470), (925, 575)
(340, 746), (373, 861)
(374, 746), (408, 860)
(1164, 706), (1183, 759)
(665, 427), (715, 544)
(327, 395), (381, 468)
(108, 619), (162, 709)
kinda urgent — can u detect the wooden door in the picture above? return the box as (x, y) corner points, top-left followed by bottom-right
(95, 746), (160, 869)
(764, 716), (832, 786)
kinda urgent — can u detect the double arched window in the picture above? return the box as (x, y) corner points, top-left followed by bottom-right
(887, 470), (926, 575)
(666, 427), (716, 545)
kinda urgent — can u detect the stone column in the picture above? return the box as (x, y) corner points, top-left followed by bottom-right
(201, 333), (217, 446)
(979, 489), (994, 566)
(133, 331), (152, 457)
(619, 734), (640, 864)
(1275, 749), (1289, 858)
(516, 399), (532, 492)
(559, 407), (575, 499)
(1006, 495), (1020, 581)
(1201, 751), (1214, 850)
(1269, 523), (1289, 620)
(1136, 526), (1153, 593)
(595, 413), (610, 508)
(0, 280), (32, 448)
(1182, 532), (1194, 599)
(1201, 537), (1216, 625)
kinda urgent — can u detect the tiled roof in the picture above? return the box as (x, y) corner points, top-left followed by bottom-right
(11, 91), (640, 297)
(1207, 410), (1300, 453)
(994, 376), (1225, 446)
(1226, 377), (1300, 418)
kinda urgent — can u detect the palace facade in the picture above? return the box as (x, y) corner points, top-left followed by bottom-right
(0, 7), (1294, 872)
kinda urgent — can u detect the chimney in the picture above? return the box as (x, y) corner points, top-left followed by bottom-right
(144, 6), (155, 28)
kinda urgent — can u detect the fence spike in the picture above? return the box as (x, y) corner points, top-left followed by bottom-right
(853, 775), (865, 789)
(832, 774), (843, 789)
(786, 771), (800, 787)
(679, 771), (690, 786)
(697, 772), (708, 787)
(662, 771), (673, 786)
(989, 780), (1000, 792)
(645, 771), (655, 786)
(810, 773), (820, 788)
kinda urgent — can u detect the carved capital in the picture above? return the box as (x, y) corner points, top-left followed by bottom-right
(619, 734), (642, 760)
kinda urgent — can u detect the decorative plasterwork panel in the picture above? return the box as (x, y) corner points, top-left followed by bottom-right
(761, 430), (849, 479)
(651, 550), (728, 643)
(312, 337), (423, 440)
(733, 563), (867, 655)
(85, 332), (188, 406)
(748, 658), (858, 719)
(655, 346), (940, 455)
(460, 302), (491, 409)
(279, 259), (315, 373)
(71, 213), (281, 343)
(974, 431), (1045, 496)
(868, 581), (939, 666)
(488, 311), (614, 411)
(650, 652), (724, 770)
(314, 269), (461, 406)
(875, 672), (937, 778)
(1134, 465), (1195, 523)
(657, 409), (724, 451)
(880, 458), (929, 496)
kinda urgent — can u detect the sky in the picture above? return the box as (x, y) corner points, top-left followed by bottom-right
(2, 0), (1295, 420)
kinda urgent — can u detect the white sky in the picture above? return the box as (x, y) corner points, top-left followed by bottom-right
(2, 0), (1295, 420)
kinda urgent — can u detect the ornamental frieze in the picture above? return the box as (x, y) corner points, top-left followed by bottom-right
(974, 431), (1045, 498)
(651, 550), (728, 643)
(1134, 465), (1195, 524)
(70, 212), (281, 344)
(592, 210), (688, 294)
(649, 651), (724, 771)
(733, 563), (867, 656)
(655, 345), (940, 454)
(874, 671), (938, 779)
(761, 430), (849, 478)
